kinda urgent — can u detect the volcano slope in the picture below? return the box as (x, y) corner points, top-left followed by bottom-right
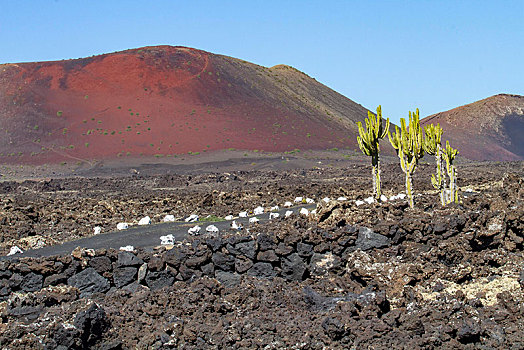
(0, 158), (523, 349)
(421, 94), (524, 161)
(0, 46), (372, 165)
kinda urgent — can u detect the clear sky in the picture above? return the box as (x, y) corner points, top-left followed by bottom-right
(1, 0), (522, 125)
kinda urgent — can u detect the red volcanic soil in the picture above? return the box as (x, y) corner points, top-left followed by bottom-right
(0, 46), (371, 165)
(421, 94), (524, 161)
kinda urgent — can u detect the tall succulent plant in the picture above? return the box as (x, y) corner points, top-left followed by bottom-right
(388, 109), (424, 208)
(443, 140), (459, 204)
(423, 123), (446, 206)
(357, 105), (390, 199)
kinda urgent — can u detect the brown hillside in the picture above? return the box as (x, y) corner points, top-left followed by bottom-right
(421, 94), (524, 161)
(0, 46), (372, 165)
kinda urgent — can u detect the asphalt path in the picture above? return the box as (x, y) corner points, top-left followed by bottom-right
(6, 204), (316, 259)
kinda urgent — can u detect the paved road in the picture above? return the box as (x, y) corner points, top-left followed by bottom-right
(6, 204), (316, 259)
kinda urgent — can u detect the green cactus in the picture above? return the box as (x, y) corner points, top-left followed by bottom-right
(423, 123), (446, 206)
(357, 105), (390, 199)
(389, 109), (424, 208)
(443, 140), (459, 204)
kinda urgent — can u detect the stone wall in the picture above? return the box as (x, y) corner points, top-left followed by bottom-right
(0, 222), (392, 300)
(2, 189), (522, 301)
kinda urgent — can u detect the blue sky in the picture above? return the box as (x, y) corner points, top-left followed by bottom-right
(1, 0), (522, 125)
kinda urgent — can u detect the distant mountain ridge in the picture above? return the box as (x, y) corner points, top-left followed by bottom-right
(0, 45), (371, 164)
(421, 94), (524, 161)
(0, 46), (521, 164)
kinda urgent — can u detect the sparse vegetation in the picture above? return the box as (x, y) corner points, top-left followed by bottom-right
(423, 123), (446, 206)
(357, 105), (390, 199)
(200, 215), (224, 222)
(389, 109), (424, 208)
(443, 141), (459, 204)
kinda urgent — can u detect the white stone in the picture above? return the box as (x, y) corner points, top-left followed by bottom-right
(488, 222), (503, 232)
(305, 198), (315, 204)
(270, 205), (279, 211)
(284, 201), (293, 207)
(225, 215), (234, 221)
(231, 220), (243, 230)
(239, 211), (248, 218)
(355, 200), (365, 206)
(322, 197), (331, 203)
(397, 193), (407, 200)
(138, 216), (151, 225)
(465, 188), (474, 193)
(119, 245), (134, 252)
(364, 197), (375, 204)
(163, 215), (175, 222)
(337, 197), (347, 201)
(7, 246), (23, 256)
(188, 225), (201, 235)
(249, 217), (260, 223)
(380, 195), (388, 202)
(254, 206), (264, 215)
(269, 212), (280, 219)
(311, 209), (317, 215)
(300, 208), (310, 216)
(117, 222), (129, 230)
(294, 196), (303, 203)
(285, 210), (294, 218)
(184, 214), (199, 222)
(93, 226), (102, 235)
(389, 195), (398, 201)
(206, 225), (219, 233)
(160, 234), (175, 245)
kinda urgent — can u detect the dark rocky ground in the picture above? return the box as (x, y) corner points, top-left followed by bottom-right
(0, 157), (523, 349)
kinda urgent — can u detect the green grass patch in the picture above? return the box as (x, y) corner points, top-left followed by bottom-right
(200, 215), (224, 222)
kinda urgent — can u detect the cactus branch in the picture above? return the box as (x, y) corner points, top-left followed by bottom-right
(443, 140), (459, 204)
(389, 109), (424, 208)
(356, 105), (390, 199)
(423, 123), (446, 206)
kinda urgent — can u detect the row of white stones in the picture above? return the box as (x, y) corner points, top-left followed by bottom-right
(110, 196), (318, 234)
(5, 192), (410, 256)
